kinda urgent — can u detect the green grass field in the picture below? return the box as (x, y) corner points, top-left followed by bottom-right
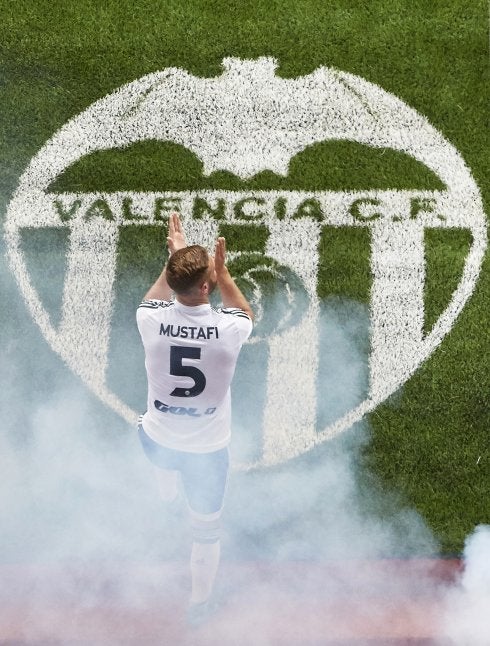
(0, 0), (488, 556)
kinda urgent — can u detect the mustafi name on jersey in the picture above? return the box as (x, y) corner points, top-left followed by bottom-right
(159, 324), (219, 340)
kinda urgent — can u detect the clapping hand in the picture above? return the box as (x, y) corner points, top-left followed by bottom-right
(214, 237), (227, 276)
(167, 213), (187, 255)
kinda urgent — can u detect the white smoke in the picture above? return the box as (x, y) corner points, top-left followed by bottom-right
(441, 525), (490, 645)
(0, 244), (485, 644)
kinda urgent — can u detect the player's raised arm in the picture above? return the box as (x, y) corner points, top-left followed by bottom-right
(214, 237), (254, 321)
(143, 213), (187, 300)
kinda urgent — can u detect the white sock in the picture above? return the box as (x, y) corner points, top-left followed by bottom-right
(190, 540), (221, 605)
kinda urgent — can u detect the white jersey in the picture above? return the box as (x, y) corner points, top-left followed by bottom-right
(137, 299), (252, 453)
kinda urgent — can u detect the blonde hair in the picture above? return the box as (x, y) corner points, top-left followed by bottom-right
(166, 245), (210, 294)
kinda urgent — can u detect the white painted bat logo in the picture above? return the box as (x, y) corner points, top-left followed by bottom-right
(4, 58), (486, 468)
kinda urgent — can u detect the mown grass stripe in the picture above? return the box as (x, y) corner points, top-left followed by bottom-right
(423, 228), (473, 335)
(317, 225), (372, 304)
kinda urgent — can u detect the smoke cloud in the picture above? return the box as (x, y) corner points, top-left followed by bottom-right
(1, 243), (488, 644)
(441, 525), (490, 645)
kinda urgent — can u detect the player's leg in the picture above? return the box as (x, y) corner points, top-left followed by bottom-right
(153, 465), (180, 503)
(189, 508), (222, 605)
(138, 424), (182, 505)
(180, 447), (229, 612)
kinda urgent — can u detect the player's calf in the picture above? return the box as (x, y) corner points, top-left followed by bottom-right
(189, 509), (222, 607)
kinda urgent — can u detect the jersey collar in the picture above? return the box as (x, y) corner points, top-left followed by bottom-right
(173, 299), (212, 315)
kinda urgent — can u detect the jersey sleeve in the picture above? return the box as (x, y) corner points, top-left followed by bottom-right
(219, 307), (253, 344)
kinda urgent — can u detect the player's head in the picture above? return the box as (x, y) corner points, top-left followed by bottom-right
(166, 245), (217, 297)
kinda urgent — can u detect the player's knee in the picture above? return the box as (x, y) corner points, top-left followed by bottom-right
(153, 466), (179, 503)
(158, 485), (179, 504)
(190, 509), (221, 544)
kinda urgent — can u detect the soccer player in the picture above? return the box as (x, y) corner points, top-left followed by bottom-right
(136, 213), (253, 624)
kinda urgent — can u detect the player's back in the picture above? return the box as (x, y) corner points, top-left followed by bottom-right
(137, 298), (252, 452)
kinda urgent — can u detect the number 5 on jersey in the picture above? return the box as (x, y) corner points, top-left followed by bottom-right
(169, 346), (206, 397)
